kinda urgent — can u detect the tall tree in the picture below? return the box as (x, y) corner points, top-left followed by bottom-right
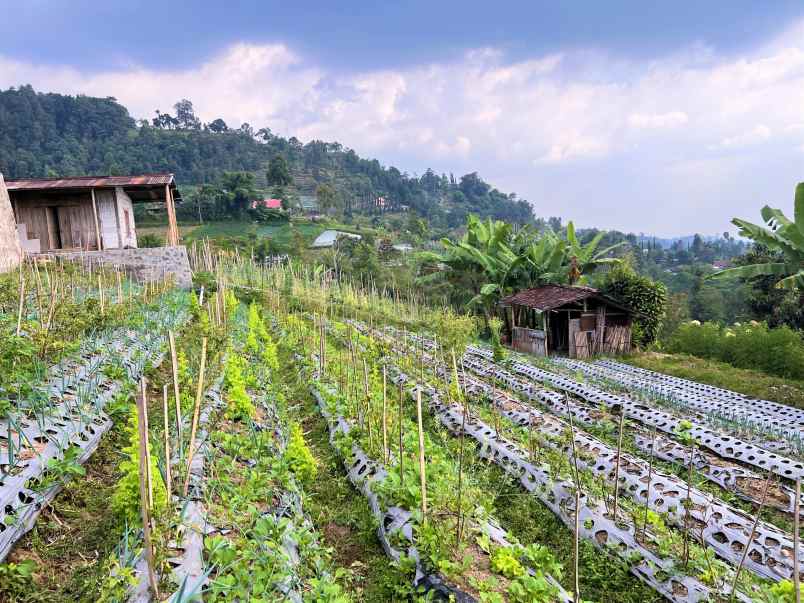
(173, 99), (201, 130)
(267, 154), (292, 187)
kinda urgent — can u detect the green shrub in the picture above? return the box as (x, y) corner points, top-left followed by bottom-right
(601, 264), (667, 348)
(667, 321), (804, 380)
(138, 233), (164, 248)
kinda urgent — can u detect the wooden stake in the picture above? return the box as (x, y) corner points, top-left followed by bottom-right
(730, 471), (773, 601)
(136, 380), (159, 599)
(163, 384), (172, 496)
(141, 380), (154, 509)
(15, 271), (25, 337)
(642, 425), (658, 540)
(564, 394), (582, 603)
(382, 366), (389, 464)
(98, 274), (105, 315)
(612, 409), (626, 518)
(398, 380), (404, 487)
(415, 389), (427, 520)
(796, 477), (801, 603)
(183, 337), (207, 497)
(168, 331), (182, 453)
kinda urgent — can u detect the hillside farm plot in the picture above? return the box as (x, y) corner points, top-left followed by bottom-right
(5, 254), (804, 603)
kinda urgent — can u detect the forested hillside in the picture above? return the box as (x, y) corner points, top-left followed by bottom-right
(0, 85), (534, 225)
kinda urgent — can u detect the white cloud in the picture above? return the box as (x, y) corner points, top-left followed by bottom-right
(713, 124), (772, 149)
(4, 21), (804, 234)
(628, 111), (688, 129)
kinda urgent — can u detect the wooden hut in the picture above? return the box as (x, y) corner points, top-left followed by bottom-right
(6, 174), (181, 253)
(499, 284), (635, 358)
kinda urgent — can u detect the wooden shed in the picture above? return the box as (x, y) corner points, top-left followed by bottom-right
(499, 284), (635, 358)
(5, 174), (181, 253)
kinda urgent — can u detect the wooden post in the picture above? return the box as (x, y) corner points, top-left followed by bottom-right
(415, 389), (427, 520)
(165, 184), (179, 246)
(90, 188), (103, 250)
(183, 337), (207, 497)
(163, 384), (172, 496)
(136, 379), (159, 598)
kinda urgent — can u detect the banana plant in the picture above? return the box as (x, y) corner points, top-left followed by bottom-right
(565, 222), (626, 284)
(709, 182), (804, 290)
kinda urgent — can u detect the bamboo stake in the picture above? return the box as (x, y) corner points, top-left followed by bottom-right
(183, 337), (207, 497)
(382, 366), (389, 464)
(163, 384), (172, 496)
(730, 471), (773, 601)
(363, 358), (372, 450)
(136, 380), (159, 598)
(142, 380), (154, 509)
(168, 331), (182, 456)
(612, 408), (626, 518)
(565, 394), (582, 603)
(15, 271), (25, 337)
(796, 477), (801, 603)
(398, 379), (404, 487)
(415, 388), (427, 521)
(642, 425), (658, 540)
(98, 274), (105, 315)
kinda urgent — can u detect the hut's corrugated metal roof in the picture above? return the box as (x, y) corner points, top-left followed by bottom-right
(500, 285), (599, 311)
(500, 284), (637, 315)
(5, 174), (175, 191)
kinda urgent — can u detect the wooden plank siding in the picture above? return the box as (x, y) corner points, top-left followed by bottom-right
(13, 191), (99, 251)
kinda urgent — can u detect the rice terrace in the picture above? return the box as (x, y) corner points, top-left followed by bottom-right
(2, 3), (804, 602)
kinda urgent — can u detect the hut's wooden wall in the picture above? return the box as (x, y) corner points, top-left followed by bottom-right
(12, 191), (99, 251)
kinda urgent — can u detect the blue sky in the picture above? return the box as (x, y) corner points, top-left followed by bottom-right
(2, 1), (804, 235)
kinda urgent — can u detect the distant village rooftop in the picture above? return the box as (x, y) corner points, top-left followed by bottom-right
(311, 229), (361, 248)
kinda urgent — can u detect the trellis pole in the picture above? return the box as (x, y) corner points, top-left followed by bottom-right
(183, 337), (207, 497)
(137, 379), (159, 599)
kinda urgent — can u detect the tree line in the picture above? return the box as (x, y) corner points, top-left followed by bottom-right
(0, 86), (535, 227)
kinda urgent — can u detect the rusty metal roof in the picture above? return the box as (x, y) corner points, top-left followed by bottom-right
(5, 174), (175, 191)
(500, 284), (633, 313)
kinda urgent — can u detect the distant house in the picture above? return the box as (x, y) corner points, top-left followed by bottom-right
(299, 194), (319, 214)
(311, 229), (362, 249)
(392, 243), (413, 253)
(251, 198), (282, 210)
(5, 173), (181, 253)
(499, 284), (636, 358)
(712, 260), (733, 271)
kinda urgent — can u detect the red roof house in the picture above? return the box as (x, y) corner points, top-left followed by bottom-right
(251, 198), (282, 210)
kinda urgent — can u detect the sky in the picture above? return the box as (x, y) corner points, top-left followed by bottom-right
(2, 1), (804, 236)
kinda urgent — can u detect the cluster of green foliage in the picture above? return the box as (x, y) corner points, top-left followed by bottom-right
(284, 423), (318, 486)
(420, 214), (625, 324)
(223, 355), (257, 421)
(666, 320), (804, 380)
(111, 405), (169, 525)
(601, 263), (667, 347)
(711, 182), (804, 290)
